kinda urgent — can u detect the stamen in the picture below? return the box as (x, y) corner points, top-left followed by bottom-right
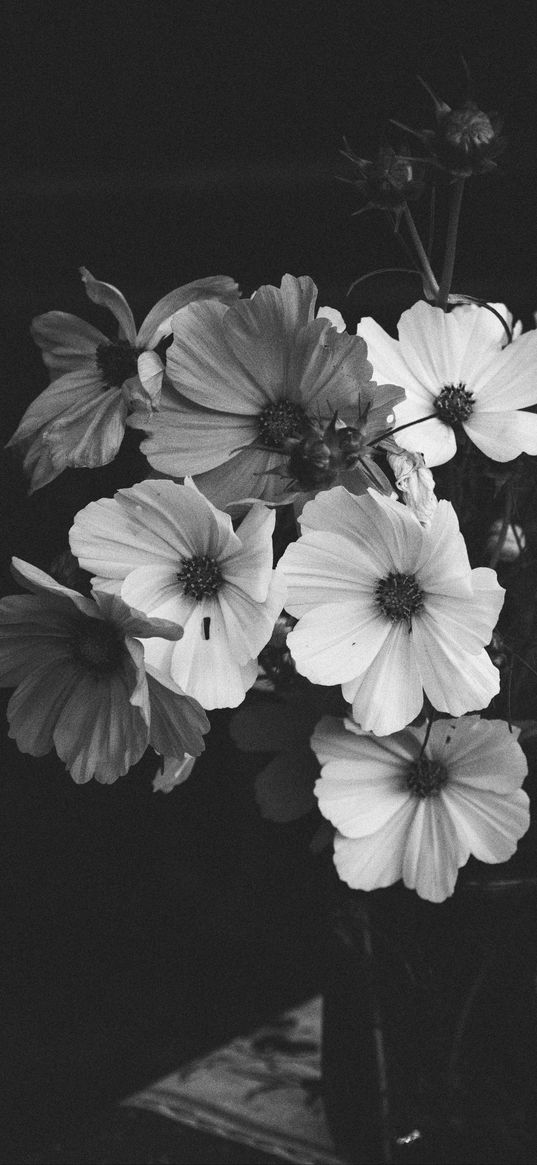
(375, 572), (424, 623)
(406, 755), (448, 798)
(72, 618), (125, 674)
(177, 555), (222, 601)
(258, 400), (307, 450)
(96, 341), (140, 388)
(435, 382), (474, 424)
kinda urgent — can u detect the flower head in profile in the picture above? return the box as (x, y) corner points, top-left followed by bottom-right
(277, 487), (504, 735)
(358, 300), (537, 466)
(340, 140), (424, 223)
(7, 269), (240, 492)
(70, 478), (286, 709)
(312, 714), (529, 902)
(0, 559), (209, 783)
(130, 274), (404, 508)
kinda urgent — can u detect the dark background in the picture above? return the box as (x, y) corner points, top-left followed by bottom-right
(2, 1), (537, 1159)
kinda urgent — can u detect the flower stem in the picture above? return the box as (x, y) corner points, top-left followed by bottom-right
(488, 484), (513, 570)
(371, 413), (438, 448)
(402, 205), (439, 299)
(436, 177), (466, 310)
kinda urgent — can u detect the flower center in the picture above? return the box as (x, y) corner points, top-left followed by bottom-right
(96, 341), (140, 388)
(72, 618), (125, 674)
(435, 382), (474, 425)
(406, 755), (448, 798)
(375, 572), (424, 623)
(177, 555), (223, 600)
(258, 399), (307, 450)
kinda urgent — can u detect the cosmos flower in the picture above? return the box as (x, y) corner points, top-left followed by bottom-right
(0, 559), (209, 783)
(130, 274), (403, 508)
(311, 714), (529, 902)
(69, 478), (287, 709)
(7, 269), (240, 492)
(358, 300), (537, 465)
(277, 487), (504, 735)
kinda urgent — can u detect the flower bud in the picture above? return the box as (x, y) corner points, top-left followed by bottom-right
(341, 141), (424, 216)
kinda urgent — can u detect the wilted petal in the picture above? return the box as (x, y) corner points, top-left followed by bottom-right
(30, 311), (108, 379)
(46, 388), (127, 471)
(80, 267), (137, 342)
(152, 753), (197, 793)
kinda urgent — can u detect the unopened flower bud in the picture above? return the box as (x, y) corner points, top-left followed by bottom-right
(341, 141), (424, 217)
(387, 448), (438, 526)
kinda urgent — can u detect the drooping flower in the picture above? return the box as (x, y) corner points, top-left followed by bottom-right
(7, 269), (240, 492)
(277, 487), (504, 736)
(0, 559), (209, 783)
(311, 714), (529, 902)
(358, 300), (537, 466)
(129, 274), (404, 508)
(69, 478), (286, 709)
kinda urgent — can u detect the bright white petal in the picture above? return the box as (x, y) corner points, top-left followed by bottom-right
(442, 786), (530, 864)
(344, 621), (424, 735)
(120, 566), (190, 626)
(470, 328), (537, 409)
(141, 609), (258, 709)
(357, 316), (430, 402)
(278, 531), (384, 617)
(286, 601), (390, 686)
(412, 616), (500, 714)
(402, 797), (469, 902)
(333, 799), (416, 891)
(311, 714), (421, 768)
(393, 414), (457, 466)
(463, 409), (537, 461)
(397, 301), (465, 388)
(429, 716), (527, 793)
(221, 503), (275, 601)
(315, 762), (410, 837)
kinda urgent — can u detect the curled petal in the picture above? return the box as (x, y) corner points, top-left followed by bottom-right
(80, 267), (137, 342)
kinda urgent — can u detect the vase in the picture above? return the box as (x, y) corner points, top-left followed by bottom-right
(321, 867), (537, 1165)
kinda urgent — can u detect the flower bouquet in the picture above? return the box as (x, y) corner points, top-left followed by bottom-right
(3, 78), (537, 1163)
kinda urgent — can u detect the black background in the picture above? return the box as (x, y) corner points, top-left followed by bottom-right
(2, 1), (537, 1157)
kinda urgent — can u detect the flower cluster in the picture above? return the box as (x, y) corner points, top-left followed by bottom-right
(3, 92), (537, 905)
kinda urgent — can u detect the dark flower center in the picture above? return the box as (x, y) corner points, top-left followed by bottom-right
(96, 341), (140, 388)
(72, 618), (125, 674)
(406, 755), (448, 798)
(258, 399), (307, 450)
(375, 572), (424, 623)
(435, 382), (474, 425)
(177, 555), (223, 600)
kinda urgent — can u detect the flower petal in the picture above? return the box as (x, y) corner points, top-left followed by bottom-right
(286, 601), (390, 685)
(402, 797), (469, 902)
(333, 799), (416, 891)
(53, 666), (149, 783)
(136, 275), (240, 348)
(7, 659), (82, 755)
(45, 387), (127, 471)
(80, 267), (137, 342)
(470, 327), (537, 408)
(342, 621), (424, 735)
(146, 669), (209, 758)
(166, 298), (266, 413)
(221, 503), (275, 601)
(441, 786), (530, 864)
(357, 316), (430, 402)
(428, 716), (527, 794)
(463, 409), (537, 461)
(134, 394), (259, 476)
(412, 615), (500, 714)
(141, 612), (259, 709)
(397, 301), (465, 389)
(30, 312), (108, 379)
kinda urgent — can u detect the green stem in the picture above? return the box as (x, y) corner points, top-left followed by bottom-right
(402, 205), (439, 299)
(436, 177), (465, 309)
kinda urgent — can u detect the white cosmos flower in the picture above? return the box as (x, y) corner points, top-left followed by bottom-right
(69, 478), (286, 709)
(358, 300), (537, 465)
(312, 714), (530, 902)
(0, 559), (209, 783)
(277, 487), (504, 735)
(7, 269), (239, 492)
